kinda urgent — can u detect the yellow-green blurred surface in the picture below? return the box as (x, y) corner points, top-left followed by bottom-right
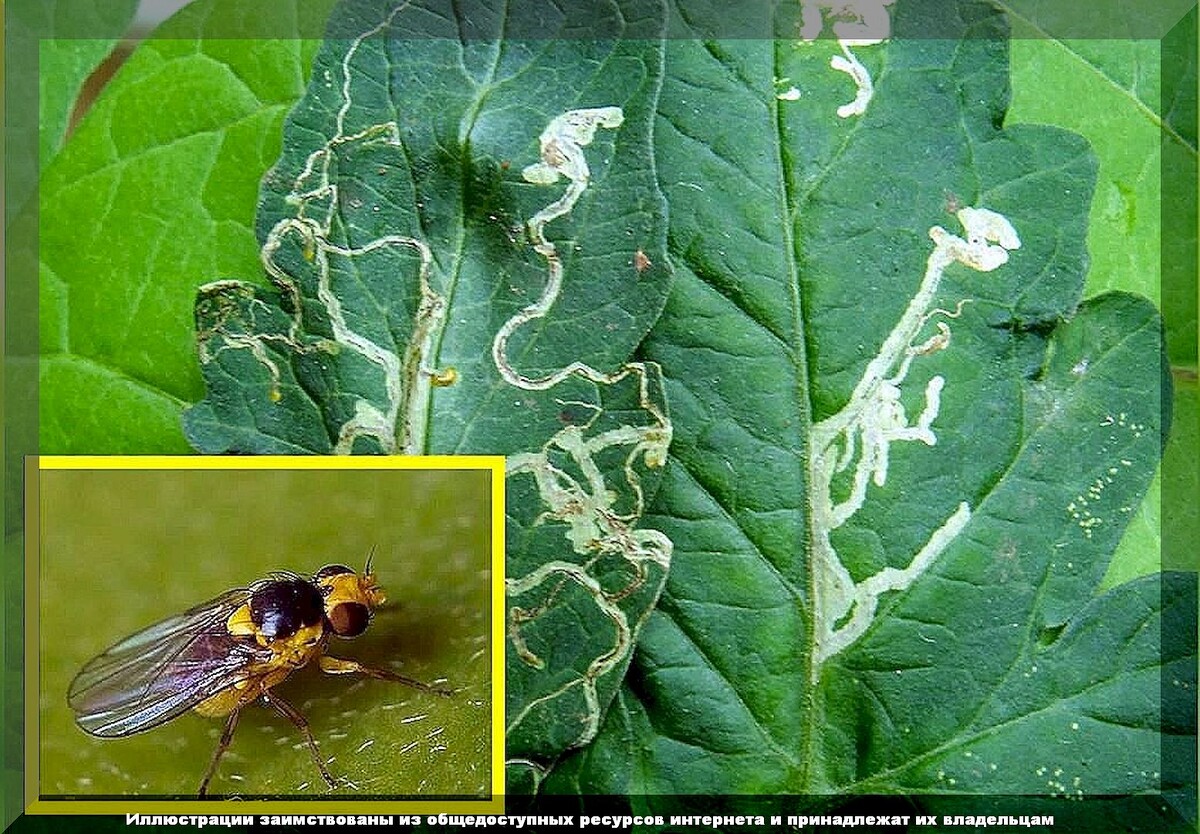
(38, 466), (493, 799)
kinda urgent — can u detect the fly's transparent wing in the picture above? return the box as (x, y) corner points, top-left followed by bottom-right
(68, 588), (267, 737)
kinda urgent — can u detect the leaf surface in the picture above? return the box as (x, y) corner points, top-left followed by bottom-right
(37, 0), (334, 454)
(1004, 10), (1198, 583)
(542, 0), (1183, 800)
(39, 34), (132, 171)
(16, 0), (140, 179)
(181, 0), (675, 773)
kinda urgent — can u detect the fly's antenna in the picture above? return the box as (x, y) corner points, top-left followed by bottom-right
(364, 545), (378, 576)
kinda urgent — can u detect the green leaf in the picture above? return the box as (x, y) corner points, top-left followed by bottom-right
(39, 36), (132, 172)
(21, 0), (140, 175)
(182, 0), (673, 772)
(1004, 12), (1198, 587)
(39, 467), (491, 797)
(1007, 36), (1162, 309)
(1162, 378), (1199, 575)
(919, 570), (1197, 829)
(37, 0), (335, 454)
(1160, 8), (1199, 370)
(997, 0), (1195, 40)
(1007, 8), (1196, 370)
(543, 0), (1182, 799)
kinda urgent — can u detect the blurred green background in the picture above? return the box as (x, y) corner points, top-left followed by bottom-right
(37, 465), (494, 799)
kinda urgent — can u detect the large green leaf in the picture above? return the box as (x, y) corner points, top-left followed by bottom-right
(540, 0), (1186, 805)
(1004, 10), (1199, 584)
(37, 0), (335, 455)
(39, 32), (134, 172)
(1007, 33), (1166, 330)
(14, 0), (139, 184)
(181, 0), (674, 776)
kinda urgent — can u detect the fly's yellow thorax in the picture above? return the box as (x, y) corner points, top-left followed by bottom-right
(270, 621), (326, 668)
(226, 604), (259, 641)
(194, 611), (328, 719)
(225, 603), (326, 665)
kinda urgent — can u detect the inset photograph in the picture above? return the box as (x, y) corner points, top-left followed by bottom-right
(33, 457), (502, 806)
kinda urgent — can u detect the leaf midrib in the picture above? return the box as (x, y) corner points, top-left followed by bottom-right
(770, 37), (820, 794)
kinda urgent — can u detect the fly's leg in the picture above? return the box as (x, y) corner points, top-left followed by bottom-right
(198, 708), (240, 798)
(318, 655), (453, 696)
(260, 689), (337, 790)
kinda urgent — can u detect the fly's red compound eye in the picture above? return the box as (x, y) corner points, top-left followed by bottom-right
(327, 602), (370, 637)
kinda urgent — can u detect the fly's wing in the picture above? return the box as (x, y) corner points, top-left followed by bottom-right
(68, 588), (267, 737)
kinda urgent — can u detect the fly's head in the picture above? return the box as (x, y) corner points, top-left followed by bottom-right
(313, 563), (386, 639)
